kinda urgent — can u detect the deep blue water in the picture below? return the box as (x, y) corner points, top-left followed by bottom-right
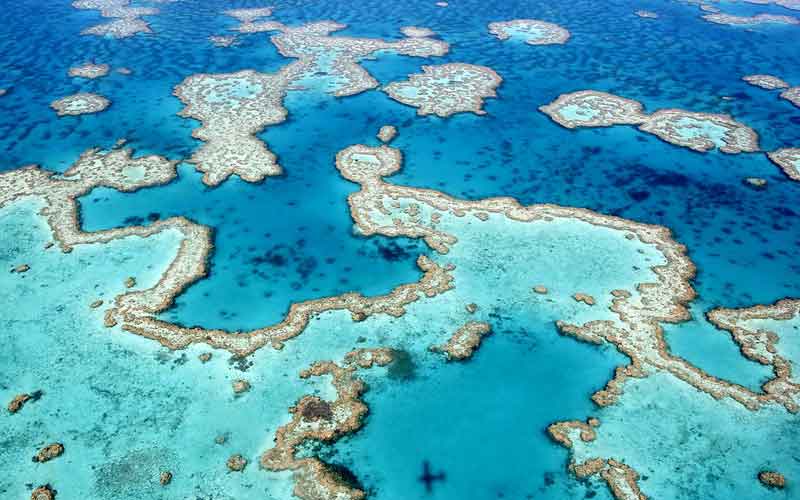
(2, 0), (800, 498)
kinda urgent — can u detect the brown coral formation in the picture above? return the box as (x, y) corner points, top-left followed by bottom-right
(31, 485), (56, 500)
(50, 93), (111, 116)
(707, 299), (800, 412)
(232, 379), (251, 394)
(549, 422), (647, 499)
(573, 293), (596, 306)
(431, 321), (492, 361)
(226, 454), (248, 472)
(541, 90), (759, 154)
(33, 443), (64, 463)
(343, 348), (394, 369)
(12, 263), (30, 273)
(488, 19), (571, 45)
(383, 63), (503, 117)
(767, 148), (800, 181)
(0, 145), (455, 358)
(261, 360), (374, 500)
(547, 420), (597, 448)
(159, 471), (173, 485)
(8, 393), (32, 413)
(758, 470), (786, 488)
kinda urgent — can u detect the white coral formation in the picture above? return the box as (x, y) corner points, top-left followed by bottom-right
(73, 0), (157, 38)
(767, 148), (800, 181)
(744, 0), (800, 10)
(174, 70), (290, 186)
(224, 7), (273, 23)
(640, 109), (760, 154)
(50, 93), (111, 116)
(68, 62), (110, 79)
(376, 125), (397, 143)
(540, 90), (759, 154)
(742, 74), (790, 90)
(209, 35), (238, 47)
(383, 63), (503, 117)
(488, 19), (571, 45)
(781, 86), (800, 107)
(742, 73), (800, 108)
(400, 26), (436, 38)
(265, 21), (450, 97)
(539, 91), (647, 128)
(702, 13), (800, 26)
(708, 299), (800, 409)
(432, 321), (492, 360)
(223, 6), (274, 32)
(174, 15), (451, 186)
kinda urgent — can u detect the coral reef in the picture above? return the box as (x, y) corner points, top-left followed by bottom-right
(488, 19), (571, 45)
(383, 63), (502, 117)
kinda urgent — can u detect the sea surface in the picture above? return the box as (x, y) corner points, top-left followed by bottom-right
(1, 0), (799, 499)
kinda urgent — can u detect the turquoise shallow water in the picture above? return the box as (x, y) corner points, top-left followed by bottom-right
(2, 0), (800, 499)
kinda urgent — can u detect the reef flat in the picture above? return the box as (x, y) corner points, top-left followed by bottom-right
(541, 90), (760, 153)
(382, 63), (503, 117)
(50, 93), (111, 116)
(488, 19), (571, 45)
(72, 0), (158, 38)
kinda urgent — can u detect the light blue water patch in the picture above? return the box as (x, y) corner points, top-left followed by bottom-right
(0, 196), (390, 500)
(568, 371), (800, 499)
(744, 314), (800, 380)
(330, 327), (617, 500)
(502, 23), (548, 43)
(672, 116), (729, 147)
(663, 303), (774, 392)
(557, 103), (600, 122)
(79, 163), (428, 331)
